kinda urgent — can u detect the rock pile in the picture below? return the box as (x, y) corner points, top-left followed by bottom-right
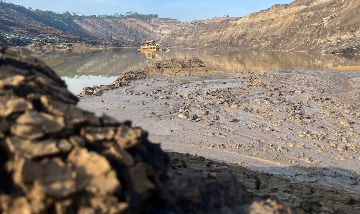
(0, 45), (294, 214)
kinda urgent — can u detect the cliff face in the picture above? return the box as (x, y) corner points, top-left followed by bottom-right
(160, 0), (360, 52)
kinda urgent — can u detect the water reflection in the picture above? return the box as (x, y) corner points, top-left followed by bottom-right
(33, 47), (360, 94)
(140, 49), (171, 59)
(61, 75), (117, 95)
(37, 48), (148, 77)
(164, 49), (360, 72)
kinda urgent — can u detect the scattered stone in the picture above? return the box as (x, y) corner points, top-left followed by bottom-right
(231, 104), (239, 109)
(249, 199), (292, 214)
(178, 113), (188, 119)
(201, 110), (209, 115)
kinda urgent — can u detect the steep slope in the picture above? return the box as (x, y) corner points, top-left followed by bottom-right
(161, 0), (360, 52)
(0, 3), (92, 37)
(0, 2), (172, 47)
(0, 2), (93, 45)
(73, 18), (166, 45)
(69, 0), (360, 53)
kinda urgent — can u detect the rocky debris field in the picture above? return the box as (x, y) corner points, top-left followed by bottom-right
(79, 58), (360, 213)
(0, 47), (311, 213)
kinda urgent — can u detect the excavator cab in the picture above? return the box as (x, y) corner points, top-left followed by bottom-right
(145, 40), (155, 46)
(141, 40), (161, 50)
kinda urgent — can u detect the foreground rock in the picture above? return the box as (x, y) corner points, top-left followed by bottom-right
(0, 45), (173, 213)
(0, 46), (299, 213)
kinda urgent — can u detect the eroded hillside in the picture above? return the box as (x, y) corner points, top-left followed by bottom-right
(0, 2), (94, 44)
(1, 0), (360, 53)
(73, 18), (173, 46)
(69, 0), (360, 53)
(160, 0), (360, 53)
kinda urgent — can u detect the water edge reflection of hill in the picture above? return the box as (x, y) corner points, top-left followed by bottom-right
(38, 48), (360, 77)
(32, 48), (360, 94)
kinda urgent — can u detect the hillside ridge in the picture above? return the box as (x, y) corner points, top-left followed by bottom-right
(0, 0), (359, 53)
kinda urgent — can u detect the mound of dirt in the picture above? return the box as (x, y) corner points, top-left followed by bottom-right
(0, 45), (295, 213)
(81, 58), (213, 96)
(142, 57), (210, 75)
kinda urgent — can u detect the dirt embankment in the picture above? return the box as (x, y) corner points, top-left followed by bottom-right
(79, 57), (360, 213)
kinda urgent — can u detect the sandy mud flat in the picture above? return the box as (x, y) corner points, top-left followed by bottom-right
(78, 60), (360, 212)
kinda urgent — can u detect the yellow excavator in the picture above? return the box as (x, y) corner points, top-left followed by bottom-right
(140, 34), (167, 51)
(140, 40), (163, 51)
(140, 34), (170, 58)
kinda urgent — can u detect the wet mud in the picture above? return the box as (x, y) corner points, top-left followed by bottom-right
(79, 58), (360, 213)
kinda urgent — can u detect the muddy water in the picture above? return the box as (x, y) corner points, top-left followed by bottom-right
(32, 48), (360, 94)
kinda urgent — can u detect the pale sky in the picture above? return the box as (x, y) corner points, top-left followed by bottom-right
(4, 0), (293, 21)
